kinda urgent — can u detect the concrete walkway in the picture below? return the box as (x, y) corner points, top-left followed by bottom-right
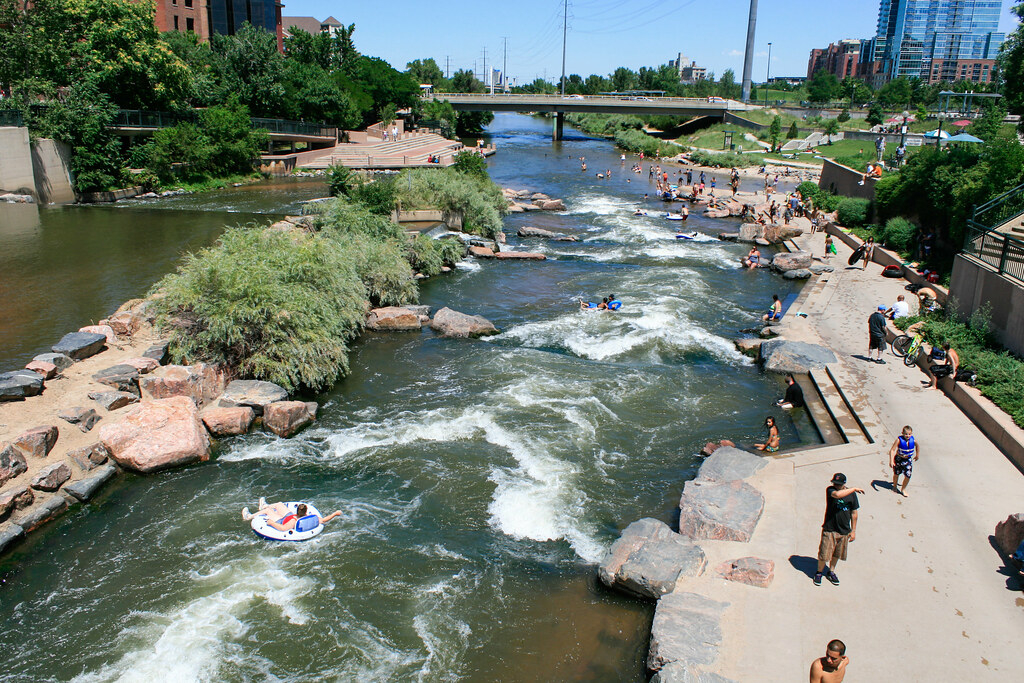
(713, 230), (1024, 680)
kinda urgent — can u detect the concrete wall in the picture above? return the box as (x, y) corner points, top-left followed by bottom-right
(949, 253), (1024, 357)
(0, 127), (37, 195)
(31, 139), (75, 204)
(818, 158), (876, 200)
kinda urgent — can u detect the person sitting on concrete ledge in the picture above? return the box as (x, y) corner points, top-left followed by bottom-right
(885, 294), (909, 319)
(776, 374), (804, 409)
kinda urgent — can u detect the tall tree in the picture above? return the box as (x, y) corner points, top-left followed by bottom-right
(1000, 1), (1024, 131)
(406, 58), (444, 85)
(806, 69), (840, 103)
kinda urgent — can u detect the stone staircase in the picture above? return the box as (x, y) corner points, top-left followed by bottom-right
(301, 132), (465, 170)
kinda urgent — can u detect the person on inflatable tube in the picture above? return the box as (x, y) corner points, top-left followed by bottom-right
(243, 499), (343, 531)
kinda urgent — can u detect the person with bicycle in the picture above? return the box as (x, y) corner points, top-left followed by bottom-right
(888, 425), (920, 496)
(927, 342), (959, 390)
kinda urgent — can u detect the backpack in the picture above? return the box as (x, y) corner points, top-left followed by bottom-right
(955, 369), (977, 386)
(905, 283), (923, 293)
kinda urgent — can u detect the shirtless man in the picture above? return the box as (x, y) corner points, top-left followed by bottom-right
(809, 639), (850, 682)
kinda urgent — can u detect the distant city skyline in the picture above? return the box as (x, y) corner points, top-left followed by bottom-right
(286, 0), (1019, 84)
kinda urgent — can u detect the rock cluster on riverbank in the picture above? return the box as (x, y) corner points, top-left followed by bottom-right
(599, 447), (773, 682)
(502, 188), (567, 213)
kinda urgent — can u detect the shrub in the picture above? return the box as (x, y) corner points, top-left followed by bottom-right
(613, 128), (666, 157)
(351, 176), (398, 215)
(327, 165), (357, 197)
(150, 227), (367, 392)
(451, 150), (489, 179)
(687, 149), (756, 168)
(837, 109), (851, 123)
(314, 200), (405, 241)
(880, 217), (916, 252)
(837, 197), (871, 227)
(147, 122), (213, 182)
(436, 236), (467, 265)
(395, 168), (506, 238)
(333, 233), (417, 307)
(786, 121), (799, 139)
(407, 233), (444, 276)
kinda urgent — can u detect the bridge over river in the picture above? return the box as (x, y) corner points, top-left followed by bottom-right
(427, 93), (758, 139)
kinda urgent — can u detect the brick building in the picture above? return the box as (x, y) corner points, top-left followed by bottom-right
(152, 0), (284, 51)
(806, 39), (861, 80)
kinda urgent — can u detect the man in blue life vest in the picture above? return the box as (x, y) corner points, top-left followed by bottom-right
(888, 425), (920, 496)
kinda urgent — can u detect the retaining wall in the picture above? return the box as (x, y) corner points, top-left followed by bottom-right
(948, 253), (1024, 357)
(0, 127), (37, 195)
(31, 139), (75, 204)
(818, 159), (876, 200)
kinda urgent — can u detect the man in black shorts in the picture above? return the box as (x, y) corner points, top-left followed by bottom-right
(815, 473), (863, 586)
(867, 305), (887, 363)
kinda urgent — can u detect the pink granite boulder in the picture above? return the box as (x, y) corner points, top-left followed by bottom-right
(25, 360), (58, 379)
(201, 406), (256, 437)
(678, 479), (764, 542)
(716, 557), (775, 587)
(78, 324), (116, 344)
(138, 363), (228, 406)
(66, 443), (109, 471)
(99, 396), (211, 473)
(0, 485), (34, 519)
(263, 401), (315, 437)
(366, 307), (424, 331)
(0, 443), (28, 487)
(31, 461), (72, 491)
(121, 357), (160, 374)
(13, 425), (59, 459)
(469, 246), (495, 258)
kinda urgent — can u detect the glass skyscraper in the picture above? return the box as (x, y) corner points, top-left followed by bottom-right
(860, 0), (1004, 83)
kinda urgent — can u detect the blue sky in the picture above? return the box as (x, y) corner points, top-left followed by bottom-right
(286, 0), (1021, 83)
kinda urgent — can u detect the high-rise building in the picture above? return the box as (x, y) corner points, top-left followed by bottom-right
(857, 0), (1003, 86)
(151, 0), (284, 52)
(807, 39), (862, 80)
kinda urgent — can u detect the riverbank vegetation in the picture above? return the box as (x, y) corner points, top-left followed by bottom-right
(149, 162), (503, 390)
(896, 307), (1024, 428)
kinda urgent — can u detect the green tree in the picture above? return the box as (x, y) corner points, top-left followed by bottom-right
(970, 99), (1008, 141)
(332, 23), (360, 77)
(451, 150), (488, 178)
(999, 1), (1024, 131)
(807, 69), (840, 103)
(769, 115), (782, 151)
(866, 103), (885, 127)
(284, 27), (334, 70)
(199, 97), (268, 177)
(422, 98), (457, 137)
(787, 121), (800, 139)
(327, 165), (357, 197)
(718, 69), (741, 99)
(284, 62), (360, 127)
(211, 22), (288, 118)
(611, 66), (638, 92)
(407, 58), (445, 85)
(841, 77), (872, 105)
(837, 109), (851, 123)
(878, 77), (912, 107)
(146, 122), (212, 181)
(823, 118), (840, 144)
(451, 69), (485, 93)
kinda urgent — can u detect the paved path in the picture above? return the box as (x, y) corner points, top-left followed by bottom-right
(715, 230), (1024, 680)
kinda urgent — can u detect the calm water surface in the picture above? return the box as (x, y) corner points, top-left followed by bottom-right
(0, 115), (812, 682)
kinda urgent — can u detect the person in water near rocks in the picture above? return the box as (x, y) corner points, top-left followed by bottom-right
(776, 374), (805, 409)
(809, 639), (850, 682)
(243, 499), (344, 530)
(754, 416), (780, 452)
(744, 246), (762, 269)
(762, 294), (782, 323)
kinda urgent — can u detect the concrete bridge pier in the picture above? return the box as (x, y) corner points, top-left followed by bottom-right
(552, 112), (564, 141)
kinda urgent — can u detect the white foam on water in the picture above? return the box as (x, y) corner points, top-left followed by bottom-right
(71, 558), (314, 683)
(411, 570), (478, 682)
(565, 193), (634, 216)
(455, 258), (481, 272)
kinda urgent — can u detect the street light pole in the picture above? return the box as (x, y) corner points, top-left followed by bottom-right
(935, 112), (945, 150)
(764, 42), (772, 108)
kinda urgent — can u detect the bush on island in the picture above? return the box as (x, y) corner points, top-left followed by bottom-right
(151, 227), (367, 392)
(395, 168), (506, 239)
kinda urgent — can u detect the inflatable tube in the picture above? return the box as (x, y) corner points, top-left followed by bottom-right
(848, 244), (867, 266)
(676, 232), (698, 240)
(665, 213), (685, 221)
(607, 300), (622, 310)
(882, 265), (903, 278)
(251, 502), (324, 542)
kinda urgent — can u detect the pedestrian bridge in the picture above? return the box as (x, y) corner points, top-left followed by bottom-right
(425, 93), (758, 139)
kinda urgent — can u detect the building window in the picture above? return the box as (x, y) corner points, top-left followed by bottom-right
(185, 0), (192, 6)
(173, 15), (179, 30)
(172, 0), (177, 5)
(186, 17), (194, 31)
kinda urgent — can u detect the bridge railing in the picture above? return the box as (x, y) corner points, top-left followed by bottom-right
(251, 117), (338, 139)
(425, 92), (744, 106)
(111, 109), (337, 139)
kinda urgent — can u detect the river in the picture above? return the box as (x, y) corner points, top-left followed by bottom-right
(0, 114), (813, 682)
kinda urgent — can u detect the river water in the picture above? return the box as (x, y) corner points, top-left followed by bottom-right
(0, 114), (812, 682)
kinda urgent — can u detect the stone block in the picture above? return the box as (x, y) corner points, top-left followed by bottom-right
(31, 461), (72, 491)
(759, 340), (837, 375)
(0, 443), (28, 487)
(716, 557), (775, 587)
(66, 443), (109, 471)
(58, 406), (101, 432)
(32, 353), (73, 371)
(782, 268), (812, 280)
(10, 493), (67, 532)
(52, 331), (107, 359)
(771, 251), (813, 272)
(218, 379), (288, 415)
(25, 360), (58, 379)
(430, 307), (499, 338)
(599, 518), (707, 599)
(366, 307), (424, 331)
(494, 251), (546, 260)
(142, 341), (170, 364)
(678, 479), (765, 542)
(697, 447), (767, 483)
(0, 485), (33, 520)
(63, 464), (117, 502)
(99, 396), (211, 473)
(469, 245), (495, 258)
(120, 357), (160, 374)
(648, 592), (729, 673)
(13, 425), (59, 459)
(200, 406), (255, 437)
(91, 364), (140, 394)
(138, 363), (227, 406)
(263, 401), (315, 438)
(78, 324), (115, 343)
(88, 390), (139, 411)
(0, 370), (44, 401)
(0, 522), (25, 554)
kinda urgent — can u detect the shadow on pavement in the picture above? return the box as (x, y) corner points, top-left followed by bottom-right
(789, 555), (818, 578)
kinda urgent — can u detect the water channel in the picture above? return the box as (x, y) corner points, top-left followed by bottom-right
(0, 114), (812, 681)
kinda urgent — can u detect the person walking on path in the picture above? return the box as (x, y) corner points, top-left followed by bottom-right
(824, 234), (836, 261)
(888, 425), (920, 496)
(867, 305), (887, 363)
(814, 473), (863, 586)
(860, 236), (875, 269)
(809, 639), (850, 682)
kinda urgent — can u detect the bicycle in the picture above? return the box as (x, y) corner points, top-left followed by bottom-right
(891, 331), (925, 367)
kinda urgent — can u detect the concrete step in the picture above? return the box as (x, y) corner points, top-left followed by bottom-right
(808, 367), (871, 445)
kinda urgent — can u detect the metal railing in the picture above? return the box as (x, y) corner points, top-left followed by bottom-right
(251, 117), (337, 139)
(424, 92), (749, 108)
(963, 220), (1024, 284)
(972, 181), (1024, 230)
(111, 109), (337, 139)
(0, 109), (25, 127)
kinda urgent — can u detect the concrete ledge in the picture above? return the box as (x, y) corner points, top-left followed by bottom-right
(825, 223), (948, 305)
(80, 186), (143, 203)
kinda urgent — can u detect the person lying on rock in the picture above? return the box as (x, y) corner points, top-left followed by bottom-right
(242, 499), (343, 530)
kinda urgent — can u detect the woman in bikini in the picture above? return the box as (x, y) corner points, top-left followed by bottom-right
(755, 416), (781, 453)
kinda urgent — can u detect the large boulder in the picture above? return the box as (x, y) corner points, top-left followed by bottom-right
(12, 425), (59, 459)
(782, 268), (812, 280)
(100, 310), (142, 336)
(517, 226), (559, 238)
(57, 406), (101, 432)
(366, 307), (423, 331)
(468, 245), (495, 258)
(697, 447), (767, 482)
(495, 252), (546, 260)
(762, 224), (804, 243)
(218, 379), (288, 415)
(91, 364), (140, 394)
(737, 224), (759, 243)
(0, 522), (24, 554)
(78, 324), (116, 344)
(598, 518), (706, 599)
(24, 360), (58, 380)
(759, 339), (837, 374)
(52, 331), (107, 359)
(648, 592), (729, 675)
(716, 557), (775, 588)
(120, 357), (160, 374)
(30, 461), (71, 491)
(138, 363), (228, 406)
(66, 443), (109, 471)
(200, 406), (255, 437)
(0, 485), (33, 520)
(63, 464), (118, 502)
(430, 307), (499, 338)
(263, 401), (316, 437)
(678, 479), (765, 542)
(539, 199), (566, 211)
(88, 390), (138, 411)
(32, 353), (73, 371)
(770, 251), (813, 272)
(0, 443), (28, 487)
(142, 341), (170, 364)
(994, 513), (1024, 557)
(99, 396), (211, 473)
(0, 370), (45, 401)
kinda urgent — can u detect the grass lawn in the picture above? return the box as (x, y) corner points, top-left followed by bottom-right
(758, 89), (804, 103)
(677, 122), (767, 151)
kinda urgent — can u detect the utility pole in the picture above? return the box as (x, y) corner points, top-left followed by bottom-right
(482, 47), (488, 92)
(502, 37), (508, 93)
(764, 42), (772, 108)
(741, 0), (758, 103)
(560, 0), (568, 96)
(445, 56), (450, 79)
